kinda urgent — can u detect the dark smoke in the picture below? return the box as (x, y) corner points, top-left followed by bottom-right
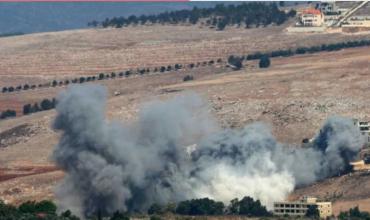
(52, 85), (365, 218)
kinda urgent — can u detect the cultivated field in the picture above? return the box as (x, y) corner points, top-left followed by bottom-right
(0, 24), (370, 215)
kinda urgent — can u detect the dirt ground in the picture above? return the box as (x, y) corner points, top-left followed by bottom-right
(0, 23), (369, 87)
(0, 25), (370, 215)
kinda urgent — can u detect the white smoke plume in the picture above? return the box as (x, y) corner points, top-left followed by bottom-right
(52, 85), (365, 218)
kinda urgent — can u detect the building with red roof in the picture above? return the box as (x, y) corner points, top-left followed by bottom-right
(300, 8), (324, 27)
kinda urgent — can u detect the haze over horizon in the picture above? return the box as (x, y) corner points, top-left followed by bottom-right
(0, 2), (219, 34)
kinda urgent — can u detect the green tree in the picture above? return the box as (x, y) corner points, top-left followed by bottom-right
(79, 77), (85, 83)
(0, 109), (16, 119)
(259, 56), (271, 68)
(183, 75), (194, 82)
(238, 196), (270, 216)
(35, 200), (57, 214)
(23, 84), (30, 90)
(23, 104), (32, 115)
(306, 205), (320, 219)
(41, 99), (53, 111)
(33, 103), (41, 112)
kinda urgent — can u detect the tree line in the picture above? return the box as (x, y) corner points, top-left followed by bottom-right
(0, 200), (80, 220)
(147, 196), (270, 217)
(0, 98), (56, 121)
(91, 3), (296, 31)
(226, 39), (370, 70)
(23, 98), (57, 115)
(1, 59), (221, 95)
(245, 39), (370, 61)
(3, 38), (370, 96)
(1, 198), (369, 220)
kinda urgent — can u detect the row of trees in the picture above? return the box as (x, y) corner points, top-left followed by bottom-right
(148, 196), (271, 217)
(93, 3), (296, 30)
(4, 38), (369, 97)
(227, 54), (271, 70)
(246, 39), (370, 61)
(23, 98), (57, 115)
(226, 39), (370, 71)
(1, 59), (220, 95)
(338, 206), (370, 220)
(0, 109), (16, 120)
(1, 198), (370, 220)
(0, 98), (57, 121)
(0, 200), (80, 220)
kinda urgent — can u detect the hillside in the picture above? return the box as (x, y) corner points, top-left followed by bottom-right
(0, 2), (218, 34)
(0, 24), (368, 86)
(0, 24), (370, 216)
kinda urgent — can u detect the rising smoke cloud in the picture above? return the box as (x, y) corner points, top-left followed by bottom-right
(52, 85), (365, 218)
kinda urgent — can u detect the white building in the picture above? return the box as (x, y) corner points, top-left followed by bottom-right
(299, 9), (324, 27)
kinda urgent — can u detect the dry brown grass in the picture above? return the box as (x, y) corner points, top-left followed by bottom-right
(0, 24), (369, 87)
(0, 25), (370, 214)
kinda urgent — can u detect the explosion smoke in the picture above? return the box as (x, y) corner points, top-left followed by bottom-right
(53, 85), (365, 218)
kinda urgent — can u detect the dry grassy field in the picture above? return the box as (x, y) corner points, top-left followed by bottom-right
(0, 23), (369, 86)
(0, 24), (370, 215)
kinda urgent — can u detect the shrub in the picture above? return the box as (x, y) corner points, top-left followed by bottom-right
(183, 75), (194, 81)
(33, 103), (41, 112)
(305, 205), (320, 219)
(228, 196), (271, 217)
(41, 99), (53, 111)
(79, 77), (85, 83)
(23, 104), (32, 115)
(0, 109), (16, 119)
(338, 206), (370, 220)
(228, 55), (243, 70)
(259, 56), (271, 68)
(176, 198), (224, 216)
(296, 47), (307, 54)
(175, 64), (181, 70)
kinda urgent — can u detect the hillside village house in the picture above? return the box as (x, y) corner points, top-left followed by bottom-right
(273, 196), (332, 218)
(299, 9), (324, 27)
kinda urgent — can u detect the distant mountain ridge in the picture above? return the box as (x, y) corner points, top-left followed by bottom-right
(0, 2), (219, 34)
